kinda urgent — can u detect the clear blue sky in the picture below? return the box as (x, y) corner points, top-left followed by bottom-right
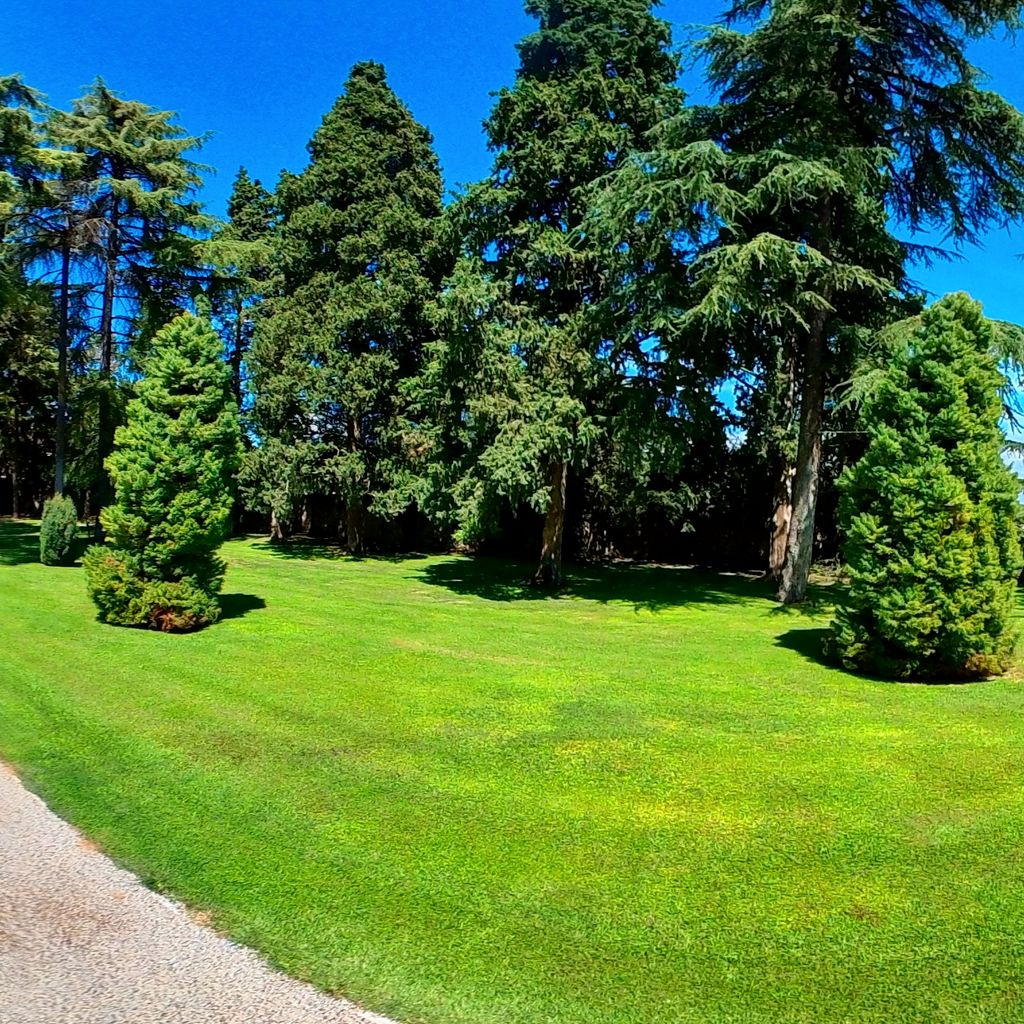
(6, 0), (1024, 322)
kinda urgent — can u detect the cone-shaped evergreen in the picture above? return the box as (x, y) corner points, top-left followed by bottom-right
(246, 62), (444, 550)
(84, 314), (240, 631)
(831, 293), (1022, 679)
(415, 0), (683, 587)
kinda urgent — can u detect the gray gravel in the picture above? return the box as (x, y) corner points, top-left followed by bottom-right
(0, 763), (396, 1024)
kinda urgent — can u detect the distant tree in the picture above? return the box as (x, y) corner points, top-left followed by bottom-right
(831, 294), (1022, 679)
(414, 0), (685, 587)
(0, 274), (55, 515)
(46, 81), (210, 508)
(207, 167), (275, 407)
(39, 493), (78, 565)
(246, 62), (445, 550)
(84, 314), (240, 631)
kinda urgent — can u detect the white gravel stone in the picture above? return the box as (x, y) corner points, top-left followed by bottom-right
(0, 763), (397, 1024)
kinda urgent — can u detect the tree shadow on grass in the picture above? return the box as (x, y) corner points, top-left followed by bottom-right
(0, 519), (42, 566)
(250, 537), (427, 564)
(412, 556), (773, 612)
(774, 625), (995, 686)
(219, 593), (267, 621)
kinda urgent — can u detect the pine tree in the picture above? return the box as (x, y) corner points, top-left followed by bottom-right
(414, 0), (684, 587)
(84, 314), (240, 631)
(603, 0), (1024, 602)
(246, 62), (444, 550)
(831, 294), (1022, 679)
(46, 82), (210, 510)
(207, 167), (275, 407)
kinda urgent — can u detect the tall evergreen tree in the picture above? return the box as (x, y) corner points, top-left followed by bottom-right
(207, 167), (275, 407)
(414, 0), (685, 587)
(46, 82), (210, 509)
(831, 294), (1022, 678)
(83, 314), (240, 631)
(246, 62), (444, 550)
(604, 0), (1024, 601)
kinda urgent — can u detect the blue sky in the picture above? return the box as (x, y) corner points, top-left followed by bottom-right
(6, 0), (1024, 322)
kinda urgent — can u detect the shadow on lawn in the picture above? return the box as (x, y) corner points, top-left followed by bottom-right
(0, 519), (40, 566)
(219, 593), (267, 621)
(413, 557), (773, 612)
(251, 537), (425, 564)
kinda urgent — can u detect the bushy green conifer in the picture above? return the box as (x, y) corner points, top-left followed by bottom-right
(39, 494), (78, 565)
(831, 293), (1022, 678)
(84, 314), (240, 631)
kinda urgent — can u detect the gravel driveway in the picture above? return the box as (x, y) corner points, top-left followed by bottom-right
(0, 763), (396, 1024)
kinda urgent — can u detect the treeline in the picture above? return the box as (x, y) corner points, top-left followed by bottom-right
(3, 0), (1024, 608)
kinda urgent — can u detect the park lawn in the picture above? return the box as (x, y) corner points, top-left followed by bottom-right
(1, 519), (1023, 1024)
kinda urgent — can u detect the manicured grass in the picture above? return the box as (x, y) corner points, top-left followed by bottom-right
(1, 518), (1023, 1024)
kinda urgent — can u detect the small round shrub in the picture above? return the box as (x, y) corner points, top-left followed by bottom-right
(39, 494), (79, 566)
(82, 547), (221, 631)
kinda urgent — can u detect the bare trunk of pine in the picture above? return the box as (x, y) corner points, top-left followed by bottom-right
(778, 310), (828, 605)
(10, 460), (19, 519)
(230, 301), (244, 408)
(54, 236), (71, 496)
(768, 349), (797, 580)
(533, 460), (568, 588)
(95, 201), (119, 532)
(769, 463), (795, 581)
(346, 414), (364, 554)
(270, 510), (286, 542)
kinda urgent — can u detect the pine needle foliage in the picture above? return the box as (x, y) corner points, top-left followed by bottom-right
(831, 293), (1022, 679)
(245, 62), (444, 550)
(84, 314), (240, 632)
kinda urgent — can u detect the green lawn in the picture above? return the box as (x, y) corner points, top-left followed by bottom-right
(1, 518), (1023, 1024)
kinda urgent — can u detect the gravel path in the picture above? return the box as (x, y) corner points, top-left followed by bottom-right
(0, 763), (396, 1024)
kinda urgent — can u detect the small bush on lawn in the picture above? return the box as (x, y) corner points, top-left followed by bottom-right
(39, 495), (78, 566)
(84, 313), (240, 632)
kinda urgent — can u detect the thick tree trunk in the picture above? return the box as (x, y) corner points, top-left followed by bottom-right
(54, 237), (71, 496)
(768, 348), (797, 580)
(346, 414), (364, 554)
(270, 510), (287, 542)
(769, 463), (795, 581)
(533, 460), (568, 588)
(778, 311), (828, 604)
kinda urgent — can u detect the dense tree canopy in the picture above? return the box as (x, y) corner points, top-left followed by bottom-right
(245, 61), (445, 550)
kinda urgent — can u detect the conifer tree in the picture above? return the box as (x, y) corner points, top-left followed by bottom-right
(46, 82), (210, 508)
(831, 294), (1022, 678)
(84, 314), (240, 631)
(207, 167), (275, 407)
(604, 0), (1024, 602)
(246, 63), (444, 550)
(415, 0), (684, 587)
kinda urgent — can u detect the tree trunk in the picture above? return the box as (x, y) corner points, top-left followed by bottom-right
(10, 460), (19, 520)
(346, 414), (364, 554)
(769, 462), (795, 581)
(778, 310), (828, 604)
(270, 510), (287, 542)
(230, 300), (244, 408)
(533, 460), (568, 588)
(95, 200), (120, 529)
(54, 235), (71, 496)
(768, 347), (797, 580)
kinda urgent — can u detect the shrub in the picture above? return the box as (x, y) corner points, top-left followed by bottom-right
(39, 494), (78, 566)
(830, 293), (1023, 679)
(84, 313), (240, 632)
